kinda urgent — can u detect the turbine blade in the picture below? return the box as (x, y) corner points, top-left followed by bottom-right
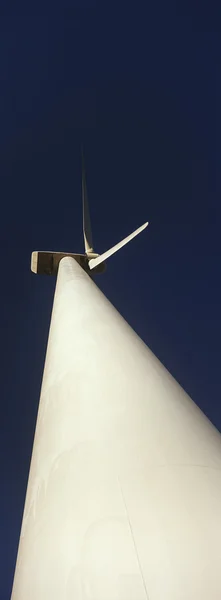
(89, 221), (149, 270)
(82, 148), (94, 254)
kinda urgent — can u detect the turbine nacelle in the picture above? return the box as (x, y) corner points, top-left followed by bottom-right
(31, 251), (106, 276)
(31, 151), (148, 275)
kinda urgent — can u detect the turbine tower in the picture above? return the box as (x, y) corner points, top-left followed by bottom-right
(11, 156), (221, 600)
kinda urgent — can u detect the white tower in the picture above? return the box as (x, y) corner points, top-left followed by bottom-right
(11, 159), (221, 600)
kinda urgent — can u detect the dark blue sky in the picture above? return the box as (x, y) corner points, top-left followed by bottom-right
(1, 4), (221, 597)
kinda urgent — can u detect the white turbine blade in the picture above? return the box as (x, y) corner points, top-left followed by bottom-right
(82, 148), (94, 254)
(89, 221), (148, 270)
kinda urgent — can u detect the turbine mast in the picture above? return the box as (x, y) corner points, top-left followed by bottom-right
(11, 256), (221, 600)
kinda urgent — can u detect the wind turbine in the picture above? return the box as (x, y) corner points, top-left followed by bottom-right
(11, 154), (221, 600)
(31, 151), (148, 275)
